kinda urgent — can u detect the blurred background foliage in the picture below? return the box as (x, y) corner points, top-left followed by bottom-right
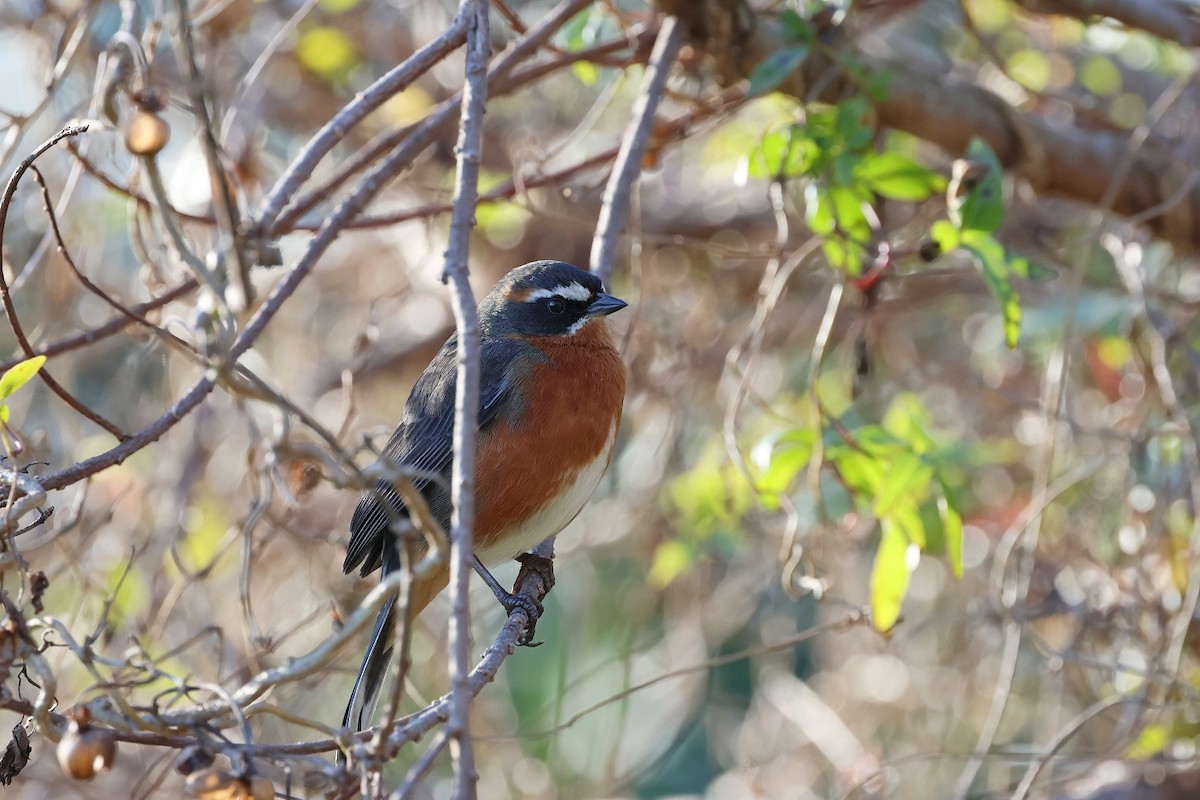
(1, 0), (1200, 798)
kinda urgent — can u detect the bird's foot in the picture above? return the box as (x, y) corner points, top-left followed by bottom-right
(494, 587), (544, 647)
(507, 553), (555, 646)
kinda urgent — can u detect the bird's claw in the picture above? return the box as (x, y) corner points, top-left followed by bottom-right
(496, 590), (544, 646)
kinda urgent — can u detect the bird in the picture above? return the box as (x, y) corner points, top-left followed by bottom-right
(340, 260), (627, 737)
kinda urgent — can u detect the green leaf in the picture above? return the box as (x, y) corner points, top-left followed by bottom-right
(295, 26), (360, 82)
(804, 182), (835, 235)
(1128, 724), (1170, 760)
(648, 540), (694, 588)
(835, 447), (888, 497)
(938, 484), (964, 579)
(865, 70), (894, 101)
(873, 453), (932, 519)
(668, 451), (753, 539)
(882, 392), (936, 452)
(1009, 255), (1057, 281)
(748, 45), (810, 97)
(830, 185), (871, 240)
(890, 501), (928, 549)
(831, 152), (859, 187)
(929, 219), (960, 252)
(857, 152), (947, 201)
(961, 231), (1022, 348)
(870, 519), (913, 632)
(836, 96), (872, 150)
(559, 6), (601, 50)
(0, 355), (46, 402)
(477, 199), (531, 245)
(750, 125), (816, 179)
(778, 9), (815, 43)
(571, 61), (599, 86)
(951, 138), (1005, 233)
(752, 428), (816, 506)
(821, 237), (867, 275)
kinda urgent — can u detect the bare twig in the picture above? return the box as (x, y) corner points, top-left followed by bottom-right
(589, 14), (682, 284)
(0, 279), (198, 373)
(1011, 695), (1136, 800)
(952, 72), (1192, 800)
(0, 125), (129, 441)
(171, 0), (249, 310)
(441, 0), (489, 796)
(272, 0), (595, 232)
(250, 10), (471, 235)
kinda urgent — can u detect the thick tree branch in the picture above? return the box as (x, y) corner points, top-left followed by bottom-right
(665, 4), (1200, 255)
(1014, 0), (1200, 48)
(870, 64), (1197, 248)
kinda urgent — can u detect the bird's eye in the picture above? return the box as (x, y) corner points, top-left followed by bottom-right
(547, 298), (566, 314)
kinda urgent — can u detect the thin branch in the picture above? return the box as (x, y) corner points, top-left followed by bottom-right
(171, 0), (249, 309)
(272, 0), (596, 232)
(0, 125), (129, 441)
(588, 14), (682, 284)
(391, 730), (448, 800)
(250, 9), (471, 236)
(1011, 696), (1135, 799)
(442, 0), (489, 796)
(0, 279), (198, 374)
(511, 611), (866, 740)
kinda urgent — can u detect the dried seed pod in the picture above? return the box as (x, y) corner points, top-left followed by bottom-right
(124, 111), (170, 156)
(56, 721), (117, 780)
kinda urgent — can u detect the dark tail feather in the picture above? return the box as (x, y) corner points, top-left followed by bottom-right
(342, 592), (396, 734)
(341, 545), (401, 751)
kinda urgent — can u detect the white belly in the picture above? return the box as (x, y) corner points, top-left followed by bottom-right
(475, 423), (616, 566)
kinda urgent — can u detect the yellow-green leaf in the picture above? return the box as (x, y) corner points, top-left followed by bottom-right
(938, 486), (963, 579)
(572, 61), (599, 86)
(951, 138), (1004, 234)
(648, 540), (693, 588)
(296, 26), (359, 81)
(961, 230), (1022, 348)
(870, 520), (913, 632)
(873, 453), (931, 519)
(929, 219), (960, 252)
(0, 356), (46, 402)
(856, 151), (947, 201)
(1127, 723), (1169, 759)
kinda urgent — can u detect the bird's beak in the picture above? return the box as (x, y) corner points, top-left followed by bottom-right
(586, 292), (628, 317)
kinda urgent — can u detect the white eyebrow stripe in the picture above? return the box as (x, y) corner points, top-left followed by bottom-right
(525, 281), (592, 302)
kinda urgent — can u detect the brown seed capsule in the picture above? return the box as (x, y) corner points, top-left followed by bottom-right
(124, 111), (170, 156)
(247, 774), (275, 800)
(56, 722), (117, 780)
(185, 767), (242, 799)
